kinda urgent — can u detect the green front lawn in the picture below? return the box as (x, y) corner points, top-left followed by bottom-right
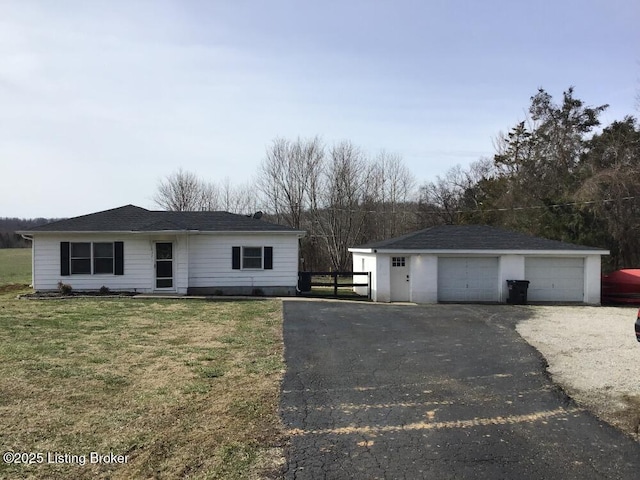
(0, 294), (285, 479)
(0, 248), (31, 286)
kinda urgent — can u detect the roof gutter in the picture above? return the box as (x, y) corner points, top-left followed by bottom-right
(348, 248), (610, 255)
(16, 229), (306, 236)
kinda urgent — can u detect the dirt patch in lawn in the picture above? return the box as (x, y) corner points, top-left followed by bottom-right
(0, 283), (30, 294)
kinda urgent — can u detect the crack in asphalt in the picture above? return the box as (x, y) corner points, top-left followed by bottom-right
(287, 406), (581, 436)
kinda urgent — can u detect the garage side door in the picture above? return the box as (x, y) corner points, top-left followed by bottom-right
(438, 257), (499, 302)
(525, 257), (584, 302)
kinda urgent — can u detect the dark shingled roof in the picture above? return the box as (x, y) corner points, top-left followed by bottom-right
(23, 205), (303, 233)
(354, 225), (606, 251)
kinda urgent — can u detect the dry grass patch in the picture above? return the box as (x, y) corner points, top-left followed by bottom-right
(0, 294), (286, 479)
(612, 394), (640, 440)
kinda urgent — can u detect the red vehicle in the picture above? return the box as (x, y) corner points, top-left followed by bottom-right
(601, 269), (640, 304)
(601, 270), (640, 342)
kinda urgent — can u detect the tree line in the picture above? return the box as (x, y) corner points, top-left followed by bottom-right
(0, 218), (59, 248)
(420, 87), (640, 271)
(153, 87), (640, 272)
(154, 138), (418, 271)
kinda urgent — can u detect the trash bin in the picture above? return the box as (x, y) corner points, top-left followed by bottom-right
(298, 272), (312, 293)
(506, 280), (530, 305)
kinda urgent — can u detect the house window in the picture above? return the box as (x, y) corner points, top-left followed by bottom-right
(69, 242), (114, 274)
(93, 243), (114, 274)
(392, 257), (406, 267)
(242, 247), (263, 269)
(70, 243), (91, 274)
(232, 246), (273, 270)
(61, 241), (123, 276)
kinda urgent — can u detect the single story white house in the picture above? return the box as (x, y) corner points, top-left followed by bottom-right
(18, 205), (305, 295)
(349, 225), (609, 304)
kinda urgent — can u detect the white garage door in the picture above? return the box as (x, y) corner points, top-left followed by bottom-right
(525, 257), (584, 302)
(438, 257), (499, 302)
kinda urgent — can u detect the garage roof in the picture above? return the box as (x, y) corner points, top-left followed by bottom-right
(352, 225), (608, 252)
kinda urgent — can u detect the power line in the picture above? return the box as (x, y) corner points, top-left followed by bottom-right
(307, 195), (639, 216)
(449, 196), (638, 214)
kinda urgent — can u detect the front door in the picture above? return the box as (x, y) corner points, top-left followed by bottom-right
(390, 256), (410, 301)
(155, 242), (173, 290)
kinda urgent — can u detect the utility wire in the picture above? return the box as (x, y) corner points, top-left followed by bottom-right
(267, 196), (639, 217)
(446, 195), (638, 214)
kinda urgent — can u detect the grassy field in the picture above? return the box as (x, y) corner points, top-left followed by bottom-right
(0, 248), (31, 286)
(302, 286), (368, 299)
(0, 291), (286, 479)
(301, 274), (370, 300)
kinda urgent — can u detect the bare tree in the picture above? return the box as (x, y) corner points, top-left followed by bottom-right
(417, 158), (503, 227)
(153, 140), (421, 271)
(218, 178), (260, 214)
(153, 168), (204, 211)
(312, 141), (372, 271)
(257, 137), (324, 229)
(153, 168), (230, 211)
(198, 181), (220, 211)
(418, 165), (468, 225)
(366, 151), (417, 239)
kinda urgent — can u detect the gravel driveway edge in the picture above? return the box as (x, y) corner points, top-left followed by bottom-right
(516, 306), (640, 441)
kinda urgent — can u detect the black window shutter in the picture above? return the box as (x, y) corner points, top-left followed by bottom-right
(264, 246), (273, 270)
(114, 241), (124, 275)
(60, 242), (70, 276)
(232, 246), (241, 270)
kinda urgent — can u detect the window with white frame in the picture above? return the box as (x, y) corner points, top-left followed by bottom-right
(232, 246), (273, 270)
(69, 242), (114, 274)
(242, 247), (263, 269)
(70, 242), (92, 274)
(93, 243), (114, 274)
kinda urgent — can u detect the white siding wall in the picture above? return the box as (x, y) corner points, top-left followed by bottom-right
(33, 232), (300, 294)
(410, 254), (438, 303)
(375, 254), (392, 302)
(498, 255), (525, 302)
(188, 233), (299, 288)
(361, 251), (604, 305)
(150, 234), (189, 294)
(352, 253), (376, 296)
(33, 234), (155, 292)
(584, 255), (602, 304)
(174, 234), (189, 294)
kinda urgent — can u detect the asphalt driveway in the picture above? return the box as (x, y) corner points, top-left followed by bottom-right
(280, 301), (640, 479)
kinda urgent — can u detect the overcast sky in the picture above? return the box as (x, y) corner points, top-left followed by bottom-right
(1, 0), (638, 218)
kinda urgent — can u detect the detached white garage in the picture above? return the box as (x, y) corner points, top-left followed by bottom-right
(349, 225), (609, 305)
